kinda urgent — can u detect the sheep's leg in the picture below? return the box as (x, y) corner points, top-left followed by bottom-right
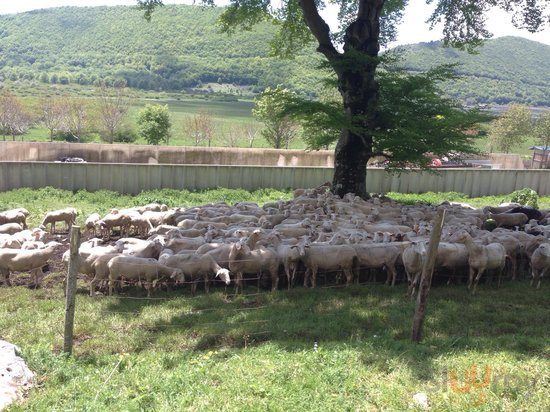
(389, 265), (397, 287)
(537, 267), (548, 289)
(1, 269), (11, 287)
(191, 280), (197, 296)
(467, 267), (475, 290)
(204, 276), (210, 294)
(472, 268), (484, 295)
(311, 267), (318, 288)
(234, 271), (243, 295)
(303, 268), (310, 288)
(510, 256), (517, 281)
(108, 277), (116, 296)
(284, 262), (291, 290)
(290, 264), (297, 289)
(343, 268), (353, 286)
(271, 269), (279, 292)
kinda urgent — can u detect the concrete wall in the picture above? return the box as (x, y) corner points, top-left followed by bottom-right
(1, 162), (550, 196)
(0, 141), (335, 167)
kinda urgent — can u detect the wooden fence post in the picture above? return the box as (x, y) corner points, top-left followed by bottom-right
(411, 209), (446, 343)
(63, 225), (81, 355)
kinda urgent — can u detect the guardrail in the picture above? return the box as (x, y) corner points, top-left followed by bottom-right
(1, 162), (549, 196)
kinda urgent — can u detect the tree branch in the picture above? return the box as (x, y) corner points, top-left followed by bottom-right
(298, 0), (340, 59)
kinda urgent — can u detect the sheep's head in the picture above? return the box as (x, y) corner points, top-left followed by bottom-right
(538, 243), (550, 257)
(216, 268), (231, 285)
(171, 269), (184, 282)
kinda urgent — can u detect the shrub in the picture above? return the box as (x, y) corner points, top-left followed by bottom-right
(113, 127), (138, 143)
(510, 188), (538, 209)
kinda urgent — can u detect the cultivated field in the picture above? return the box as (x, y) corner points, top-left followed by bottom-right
(1, 188), (549, 411)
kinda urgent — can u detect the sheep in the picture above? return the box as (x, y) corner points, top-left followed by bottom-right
(0, 223), (24, 235)
(530, 243), (550, 289)
(452, 231), (507, 294)
(116, 238), (163, 259)
(352, 243), (402, 286)
(40, 208), (77, 233)
(107, 256), (183, 297)
(261, 232), (301, 289)
(89, 253), (123, 296)
(0, 210), (27, 229)
(402, 242), (426, 296)
(158, 248), (175, 265)
(165, 236), (206, 253)
(98, 212), (132, 238)
(128, 214), (153, 237)
(488, 212), (529, 229)
(163, 253), (231, 295)
(294, 243), (357, 288)
(0, 241), (61, 286)
(228, 241), (279, 293)
(402, 241), (470, 295)
(84, 213), (101, 236)
(199, 244), (233, 269)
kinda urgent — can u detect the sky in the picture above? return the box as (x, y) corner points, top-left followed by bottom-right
(0, 0), (548, 46)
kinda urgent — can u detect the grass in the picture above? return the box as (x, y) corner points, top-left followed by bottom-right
(11, 81), (313, 149)
(1, 280), (548, 411)
(1, 187), (549, 410)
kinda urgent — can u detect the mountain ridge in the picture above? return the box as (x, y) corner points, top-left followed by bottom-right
(0, 5), (548, 106)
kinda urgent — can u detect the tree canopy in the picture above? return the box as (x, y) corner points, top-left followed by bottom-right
(137, 104), (172, 145)
(139, 0), (549, 197)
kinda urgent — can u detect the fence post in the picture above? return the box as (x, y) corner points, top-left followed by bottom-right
(63, 225), (81, 355)
(411, 209), (446, 343)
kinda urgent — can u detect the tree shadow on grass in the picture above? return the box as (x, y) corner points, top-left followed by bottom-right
(99, 279), (549, 382)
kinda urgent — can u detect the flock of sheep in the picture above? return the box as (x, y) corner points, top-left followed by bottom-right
(1, 183), (549, 297)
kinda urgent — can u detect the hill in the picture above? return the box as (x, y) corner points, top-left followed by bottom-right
(395, 36), (550, 107)
(0, 5), (324, 97)
(0, 6), (548, 107)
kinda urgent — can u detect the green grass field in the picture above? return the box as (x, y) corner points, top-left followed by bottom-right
(0, 187), (549, 410)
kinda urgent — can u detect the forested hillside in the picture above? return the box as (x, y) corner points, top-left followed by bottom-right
(0, 5), (324, 96)
(0, 5), (548, 107)
(396, 36), (550, 107)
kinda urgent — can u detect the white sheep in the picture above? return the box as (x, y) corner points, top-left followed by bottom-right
(452, 231), (507, 294)
(530, 243), (550, 289)
(294, 243), (357, 288)
(0, 223), (24, 235)
(488, 212), (529, 229)
(352, 243), (402, 286)
(84, 213), (101, 236)
(163, 253), (231, 295)
(228, 241), (279, 293)
(107, 256), (183, 297)
(0, 241), (61, 286)
(0, 210), (28, 229)
(40, 208), (77, 233)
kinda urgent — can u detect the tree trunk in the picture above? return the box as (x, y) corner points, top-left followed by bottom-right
(331, 1), (382, 199)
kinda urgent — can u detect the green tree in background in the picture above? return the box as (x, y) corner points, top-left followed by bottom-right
(253, 86), (299, 149)
(488, 104), (533, 153)
(533, 111), (550, 148)
(137, 104), (172, 145)
(139, 0), (548, 198)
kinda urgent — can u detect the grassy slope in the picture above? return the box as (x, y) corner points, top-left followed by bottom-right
(1, 188), (549, 410)
(2, 277), (548, 411)
(396, 36), (550, 107)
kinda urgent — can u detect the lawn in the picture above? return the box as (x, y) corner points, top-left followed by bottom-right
(1, 278), (548, 411)
(1, 187), (549, 411)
